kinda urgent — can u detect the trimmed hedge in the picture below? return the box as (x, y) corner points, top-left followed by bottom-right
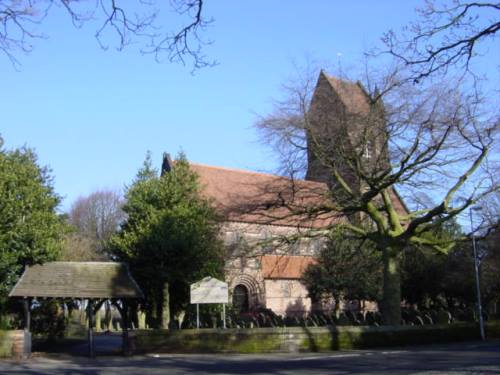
(133, 322), (500, 354)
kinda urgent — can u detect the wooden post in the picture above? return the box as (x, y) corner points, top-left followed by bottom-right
(23, 298), (32, 359)
(196, 304), (200, 329)
(87, 299), (95, 358)
(80, 298), (86, 324)
(222, 303), (226, 329)
(23, 298), (31, 332)
(121, 301), (130, 355)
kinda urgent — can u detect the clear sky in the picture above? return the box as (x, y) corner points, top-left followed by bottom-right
(0, 1), (455, 211)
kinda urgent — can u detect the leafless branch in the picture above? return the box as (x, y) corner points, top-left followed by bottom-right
(382, 1), (500, 82)
(254, 61), (498, 255)
(0, 0), (215, 70)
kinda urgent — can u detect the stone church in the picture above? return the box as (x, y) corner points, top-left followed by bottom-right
(164, 71), (406, 317)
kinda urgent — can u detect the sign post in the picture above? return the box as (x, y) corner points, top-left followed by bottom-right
(196, 303), (200, 329)
(223, 303), (226, 329)
(190, 277), (229, 329)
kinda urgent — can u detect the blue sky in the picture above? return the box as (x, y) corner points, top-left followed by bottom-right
(0, 0), (462, 211)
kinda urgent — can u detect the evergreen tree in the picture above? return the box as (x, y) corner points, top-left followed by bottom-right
(0, 138), (67, 313)
(109, 153), (224, 328)
(302, 228), (382, 314)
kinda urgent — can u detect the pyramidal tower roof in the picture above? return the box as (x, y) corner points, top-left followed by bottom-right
(317, 70), (371, 115)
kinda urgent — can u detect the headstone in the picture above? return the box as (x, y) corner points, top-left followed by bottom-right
(345, 311), (356, 324)
(356, 312), (365, 325)
(423, 314), (433, 325)
(95, 309), (102, 332)
(317, 314), (328, 326)
(374, 312), (383, 325)
(436, 309), (451, 324)
(309, 315), (319, 326)
(138, 311), (146, 329)
(414, 316), (424, 325)
(330, 311), (339, 324)
(337, 313), (350, 326)
(258, 313), (267, 327)
(430, 310), (439, 324)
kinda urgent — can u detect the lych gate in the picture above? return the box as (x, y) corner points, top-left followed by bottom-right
(9, 261), (144, 358)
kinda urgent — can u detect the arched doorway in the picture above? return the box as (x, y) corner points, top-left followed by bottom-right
(232, 284), (249, 313)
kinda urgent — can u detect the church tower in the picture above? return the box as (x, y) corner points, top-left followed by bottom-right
(305, 71), (388, 195)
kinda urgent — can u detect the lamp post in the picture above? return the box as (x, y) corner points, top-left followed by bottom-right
(469, 206), (485, 341)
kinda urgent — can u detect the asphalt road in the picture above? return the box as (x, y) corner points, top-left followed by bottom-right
(1, 340), (499, 374)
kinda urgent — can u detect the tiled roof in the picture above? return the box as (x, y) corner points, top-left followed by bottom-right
(261, 255), (316, 279)
(9, 262), (144, 299)
(191, 164), (340, 229)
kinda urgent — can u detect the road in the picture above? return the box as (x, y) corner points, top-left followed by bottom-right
(1, 340), (499, 374)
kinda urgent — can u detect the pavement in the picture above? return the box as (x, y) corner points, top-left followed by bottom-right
(1, 340), (499, 374)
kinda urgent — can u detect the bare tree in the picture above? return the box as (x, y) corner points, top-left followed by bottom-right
(0, 0), (214, 69)
(255, 63), (498, 325)
(68, 189), (125, 256)
(60, 232), (108, 261)
(382, 1), (500, 82)
(479, 191), (500, 230)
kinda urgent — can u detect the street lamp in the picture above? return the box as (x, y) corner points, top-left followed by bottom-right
(469, 206), (485, 341)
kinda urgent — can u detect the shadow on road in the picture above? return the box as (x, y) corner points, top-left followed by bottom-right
(33, 332), (122, 357)
(5, 339), (499, 375)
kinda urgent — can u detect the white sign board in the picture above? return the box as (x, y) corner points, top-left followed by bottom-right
(190, 277), (229, 304)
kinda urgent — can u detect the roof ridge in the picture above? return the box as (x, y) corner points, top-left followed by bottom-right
(190, 163), (289, 179)
(47, 261), (122, 265)
(190, 163), (328, 188)
(263, 254), (316, 259)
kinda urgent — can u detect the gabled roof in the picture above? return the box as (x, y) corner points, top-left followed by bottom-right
(191, 164), (341, 229)
(9, 262), (144, 299)
(191, 163), (408, 226)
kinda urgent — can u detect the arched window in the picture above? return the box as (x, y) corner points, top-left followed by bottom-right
(232, 284), (249, 313)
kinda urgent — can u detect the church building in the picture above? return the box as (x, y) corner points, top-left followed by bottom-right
(163, 71), (406, 317)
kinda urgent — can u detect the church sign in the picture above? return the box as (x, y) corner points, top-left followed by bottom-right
(190, 277), (229, 304)
(190, 277), (229, 329)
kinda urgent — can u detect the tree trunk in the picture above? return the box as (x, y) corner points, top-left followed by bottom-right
(161, 281), (170, 329)
(147, 299), (159, 329)
(381, 248), (401, 325)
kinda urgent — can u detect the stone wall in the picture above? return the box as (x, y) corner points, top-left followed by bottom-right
(0, 330), (30, 359)
(133, 322), (500, 354)
(264, 279), (311, 316)
(221, 221), (323, 315)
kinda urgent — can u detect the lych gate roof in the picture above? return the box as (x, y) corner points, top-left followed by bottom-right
(9, 262), (144, 299)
